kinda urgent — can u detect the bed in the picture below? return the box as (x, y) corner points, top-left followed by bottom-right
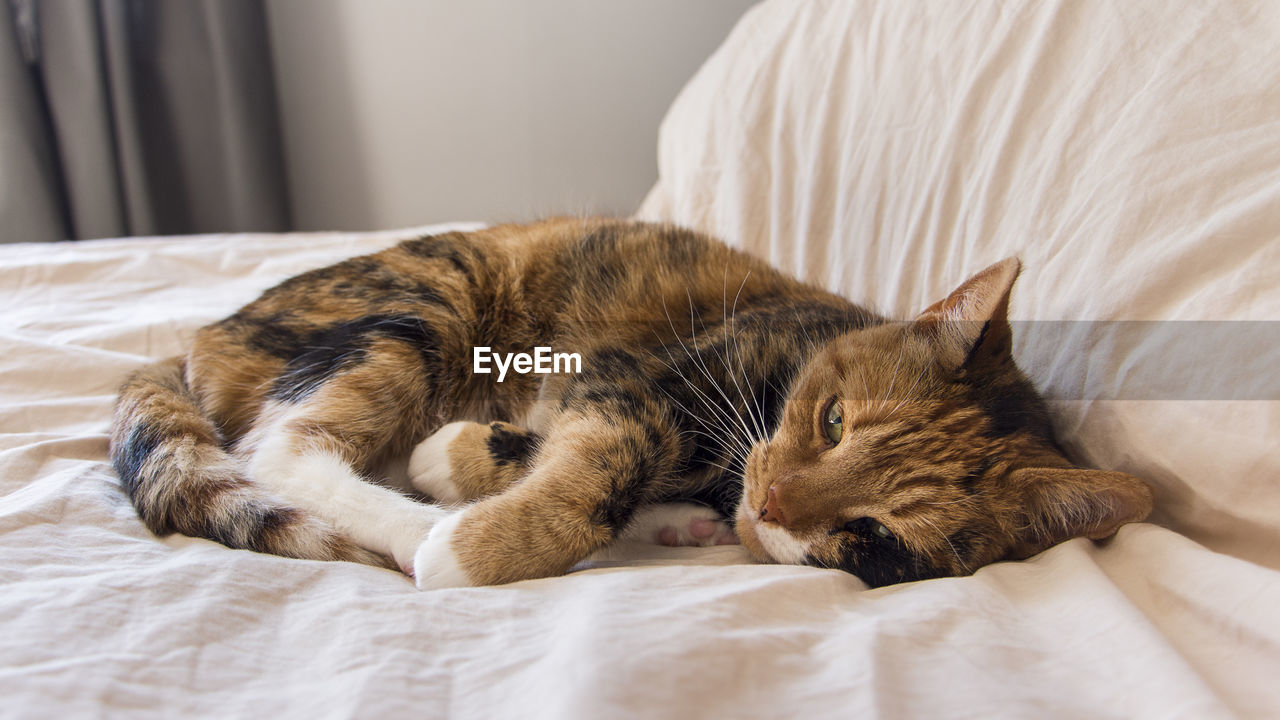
(3, 0), (1279, 717)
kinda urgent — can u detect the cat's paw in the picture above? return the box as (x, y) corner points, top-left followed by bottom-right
(411, 511), (474, 590)
(622, 502), (740, 547)
(408, 422), (468, 503)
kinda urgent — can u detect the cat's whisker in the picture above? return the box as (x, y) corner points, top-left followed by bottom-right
(649, 371), (750, 462)
(687, 296), (759, 446)
(707, 336), (765, 448)
(665, 293), (760, 454)
(915, 493), (986, 507)
(725, 272), (770, 445)
(703, 275), (769, 447)
(792, 307), (821, 358)
(916, 514), (971, 574)
(715, 282), (758, 434)
(650, 358), (749, 460)
(669, 421), (740, 476)
(661, 345), (754, 461)
(649, 318), (756, 462)
(693, 287), (756, 436)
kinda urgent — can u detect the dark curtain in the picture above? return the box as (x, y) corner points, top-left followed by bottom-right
(1, 0), (291, 242)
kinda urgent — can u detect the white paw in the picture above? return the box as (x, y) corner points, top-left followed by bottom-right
(621, 502), (740, 547)
(411, 510), (474, 590)
(408, 422), (467, 503)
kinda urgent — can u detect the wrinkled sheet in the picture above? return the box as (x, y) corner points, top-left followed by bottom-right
(1, 228), (1278, 718)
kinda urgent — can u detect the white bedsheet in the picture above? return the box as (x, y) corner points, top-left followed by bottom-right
(2, 229), (1278, 718)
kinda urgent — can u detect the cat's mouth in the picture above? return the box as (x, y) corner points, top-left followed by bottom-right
(736, 500), (814, 565)
(736, 448), (812, 565)
(734, 498), (773, 562)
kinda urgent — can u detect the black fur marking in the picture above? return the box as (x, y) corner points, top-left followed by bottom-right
(581, 386), (648, 419)
(821, 518), (948, 588)
(234, 312), (309, 359)
(959, 456), (994, 495)
(112, 422), (168, 496)
(206, 504), (296, 550)
(683, 434), (734, 474)
(582, 347), (645, 380)
(946, 528), (978, 562)
(354, 258), (456, 311)
(587, 424), (670, 535)
(572, 226), (628, 292)
(757, 368), (797, 436)
(486, 425), (538, 467)
(652, 226), (703, 267)
(269, 314), (442, 402)
(737, 303), (877, 339)
(589, 461), (648, 535)
(578, 225), (620, 255)
(974, 382), (1050, 439)
(560, 348), (661, 419)
(401, 234), (476, 281)
(275, 255), (457, 311)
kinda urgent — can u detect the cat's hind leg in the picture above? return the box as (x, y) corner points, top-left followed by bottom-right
(242, 350), (453, 575)
(249, 424), (448, 575)
(620, 503), (740, 547)
(408, 421), (540, 503)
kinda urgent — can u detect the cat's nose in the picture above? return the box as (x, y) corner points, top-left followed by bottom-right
(759, 484), (789, 527)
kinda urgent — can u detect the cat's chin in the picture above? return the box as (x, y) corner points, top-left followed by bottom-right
(734, 502), (810, 565)
(735, 513), (774, 563)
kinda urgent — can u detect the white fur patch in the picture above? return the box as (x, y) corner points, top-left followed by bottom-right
(621, 503), (739, 546)
(750, 518), (812, 565)
(413, 509), (473, 590)
(249, 422), (445, 570)
(408, 422), (467, 503)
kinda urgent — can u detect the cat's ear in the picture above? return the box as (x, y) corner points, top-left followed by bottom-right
(1007, 467), (1154, 557)
(913, 257), (1020, 372)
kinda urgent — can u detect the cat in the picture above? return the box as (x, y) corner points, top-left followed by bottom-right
(109, 218), (1153, 589)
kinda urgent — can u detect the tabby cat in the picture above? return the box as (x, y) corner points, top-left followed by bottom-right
(109, 219), (1152, 589)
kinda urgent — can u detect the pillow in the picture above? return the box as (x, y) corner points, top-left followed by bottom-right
(638, 0), (1280, 568)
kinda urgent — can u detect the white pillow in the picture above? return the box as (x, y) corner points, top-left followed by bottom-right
(639, 0), (1280, 568)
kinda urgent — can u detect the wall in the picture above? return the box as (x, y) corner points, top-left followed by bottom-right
(265, 0), (756, 231)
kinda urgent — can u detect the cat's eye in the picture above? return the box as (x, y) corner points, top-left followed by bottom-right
(870, 521), (894, 540)
(823, 397), (843, 445)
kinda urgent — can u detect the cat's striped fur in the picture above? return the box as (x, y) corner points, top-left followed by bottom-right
(109, 219), (1152, 588)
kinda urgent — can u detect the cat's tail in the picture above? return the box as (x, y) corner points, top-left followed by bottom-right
(108, 357), (384, 566)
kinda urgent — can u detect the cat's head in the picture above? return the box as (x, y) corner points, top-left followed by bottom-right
(735, 258), (1153, 588)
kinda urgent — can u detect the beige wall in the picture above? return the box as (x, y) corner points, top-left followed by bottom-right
(265, 0), (756, 231)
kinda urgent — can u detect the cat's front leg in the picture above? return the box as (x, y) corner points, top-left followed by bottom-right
(412, 414), (674, 589)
